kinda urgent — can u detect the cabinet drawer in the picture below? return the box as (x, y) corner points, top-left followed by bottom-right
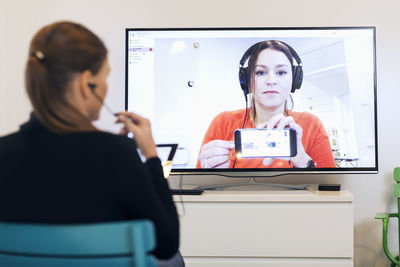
(179, 202), (353, 258)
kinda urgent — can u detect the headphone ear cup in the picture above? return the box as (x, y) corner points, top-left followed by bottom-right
(239, 67), (249, 96)
(291, 66), (303, 93)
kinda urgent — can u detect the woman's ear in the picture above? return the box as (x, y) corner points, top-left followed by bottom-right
(78, 70), (93, 99)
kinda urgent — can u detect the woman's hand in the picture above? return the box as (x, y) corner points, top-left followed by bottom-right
(116, 111), (157, 160)
(257, 113), (311, 168)
(198, 140), (235, 168)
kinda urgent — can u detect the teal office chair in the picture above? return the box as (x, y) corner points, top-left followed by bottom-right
(376, 167), (400, 266)
(0, 220), (157, 267)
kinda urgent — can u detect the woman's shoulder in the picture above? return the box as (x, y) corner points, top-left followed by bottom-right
(0, 131), (24, 155)
(88, 131), (133, 143)
(76, 131), (137, 151)
(60, 132), (141, 165)
(290, 111), (326, 132)
(290, 111), (322, 123)
(207, 109), (248, 131)
(213, 109), (247, 121)
(0, 130), (138, 162)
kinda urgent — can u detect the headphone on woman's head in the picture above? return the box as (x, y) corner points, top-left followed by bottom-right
(238, 41), (303, 99)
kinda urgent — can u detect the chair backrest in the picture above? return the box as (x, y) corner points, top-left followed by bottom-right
(0, 220), (157, 267)
(394, 167), (400, 198)
(395, 167), (400, 183)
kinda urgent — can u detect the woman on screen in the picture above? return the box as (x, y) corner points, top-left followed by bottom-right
(197, 40), (336, 169)
(0, 21), (183, 265)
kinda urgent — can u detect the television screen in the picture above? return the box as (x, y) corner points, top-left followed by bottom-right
(125, 27), (377, 175)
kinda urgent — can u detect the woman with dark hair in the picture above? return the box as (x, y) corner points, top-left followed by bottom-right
(197, 40), (336, 169)
(0, 21), (182, 264)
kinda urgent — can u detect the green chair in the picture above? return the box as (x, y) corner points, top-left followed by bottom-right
(0, 220), (157, 267)
(376, 167), (400, 266)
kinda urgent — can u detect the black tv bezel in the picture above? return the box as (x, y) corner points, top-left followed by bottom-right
(125, 26), (378, 175)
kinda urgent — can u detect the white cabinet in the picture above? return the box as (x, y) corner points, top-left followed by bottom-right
(174, 190), (354, 267)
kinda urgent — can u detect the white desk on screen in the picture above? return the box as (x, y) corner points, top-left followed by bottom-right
(174, 189), (354, 267)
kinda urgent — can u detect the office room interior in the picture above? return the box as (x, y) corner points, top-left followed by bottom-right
(0, 0), (399, 266)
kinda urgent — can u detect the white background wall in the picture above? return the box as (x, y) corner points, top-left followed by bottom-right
(1, 0), (399, 266)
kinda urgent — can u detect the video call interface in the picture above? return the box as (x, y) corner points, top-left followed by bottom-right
(126, 28), (377, 170)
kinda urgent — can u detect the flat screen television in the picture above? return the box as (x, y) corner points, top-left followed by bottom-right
(125, 27), (377, 176)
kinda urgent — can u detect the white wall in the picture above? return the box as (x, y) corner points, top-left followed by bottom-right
(1, 0), (400, 266)
(0, 0), (6, 131)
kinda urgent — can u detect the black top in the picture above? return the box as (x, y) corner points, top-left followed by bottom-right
(0, 114), (179, 259)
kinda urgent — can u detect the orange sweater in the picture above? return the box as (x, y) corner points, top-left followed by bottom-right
(196, 109), (336, 168)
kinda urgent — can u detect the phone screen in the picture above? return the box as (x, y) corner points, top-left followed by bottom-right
(234, 128), (297, 158)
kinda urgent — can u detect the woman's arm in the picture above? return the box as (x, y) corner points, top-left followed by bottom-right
(196, 112), (236, 168)
(113, 144), (179, 259)
(307, 124), (336, 168)
(114, 111), (179, 259)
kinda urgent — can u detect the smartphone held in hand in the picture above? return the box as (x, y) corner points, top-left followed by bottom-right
(234, 128), (297, 158)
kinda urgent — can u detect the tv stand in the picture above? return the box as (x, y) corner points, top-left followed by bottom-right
(196, 178), (312, 191)
(174, 190), (353, 266)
